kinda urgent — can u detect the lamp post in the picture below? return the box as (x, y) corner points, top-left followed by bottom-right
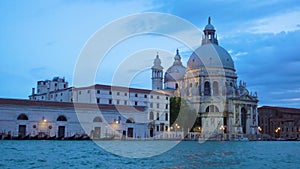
(275, 127), (281, 138)
(219, 125), (225, 141)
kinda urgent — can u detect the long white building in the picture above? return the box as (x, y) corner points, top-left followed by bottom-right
(0, 76), (172, 139)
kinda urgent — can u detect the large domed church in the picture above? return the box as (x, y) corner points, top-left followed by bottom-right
(152, 17), (259, 139)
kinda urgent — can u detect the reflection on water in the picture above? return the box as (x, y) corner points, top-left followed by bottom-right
(0, 140), (299, 169)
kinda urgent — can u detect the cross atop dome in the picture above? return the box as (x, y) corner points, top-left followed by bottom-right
(202, 16), (218, 45)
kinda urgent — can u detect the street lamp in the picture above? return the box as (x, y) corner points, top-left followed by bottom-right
(42, 116), (47, 122)
(258, 126), (262, 132)
(219, 125), (225, 132)
(275, 127), (281, 138)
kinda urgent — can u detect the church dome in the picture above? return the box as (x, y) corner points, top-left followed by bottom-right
(164, 49), (186, 82)
(187, 43), (235, 70)
(187, 17), (235, 70)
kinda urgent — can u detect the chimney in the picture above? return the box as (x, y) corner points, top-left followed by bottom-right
(32, 88), (35, 95)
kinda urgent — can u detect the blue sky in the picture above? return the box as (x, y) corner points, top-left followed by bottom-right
(1, 0), (300, 108)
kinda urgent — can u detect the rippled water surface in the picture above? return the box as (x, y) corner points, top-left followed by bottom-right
(0, 140), (299, 169)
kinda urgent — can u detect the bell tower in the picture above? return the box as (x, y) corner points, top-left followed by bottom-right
(152, 53), (163, 90)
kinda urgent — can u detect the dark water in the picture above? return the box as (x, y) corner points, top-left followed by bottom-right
(0, 140), (299, 169)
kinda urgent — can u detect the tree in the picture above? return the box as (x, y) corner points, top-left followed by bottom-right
(170, 97), (198, 135)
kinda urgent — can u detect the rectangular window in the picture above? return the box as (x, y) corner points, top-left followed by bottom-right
(109, 99), (112, 104)
(117, 92), (120, 96)
(135, 101), (138, 106)
(135, 93), (138, 97)
(166, 104), (168, 109)
(97, 90), (100, 94)
(87, 90), (90, 93)
(79, 91), (81, 95)
(157, 103), (159, 108)
(157, 96), (159, 99)
(151, 95), (153, 99)
(166, 97), (168, 100)
(165, 126), (168, 131)
(124, 93), (127, 96)
(109, 91), (112, 95)
(117, 100), (120, 105)
(156, 126), (159, 132)
(144, 94), (147, 98)
(150, 103), (153, 108)
(124, 100), (127, 105)
(97, 98), (100, 103)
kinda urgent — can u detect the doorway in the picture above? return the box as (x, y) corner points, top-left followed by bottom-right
(94, 127), (101, 139)
(150, 128), (154, 137)
(127, 128), (133, 138)
(18, 125), (26, 137)
(58, 126), (65, 138)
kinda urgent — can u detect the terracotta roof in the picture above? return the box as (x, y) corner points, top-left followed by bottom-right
(259, 106), (300, 114)
(0, 98), (146, 112)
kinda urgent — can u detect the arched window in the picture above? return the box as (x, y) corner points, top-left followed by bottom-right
(205, 105), (219, 112)
(57, 115), (67, 121)
(204, 81), (211, 96)
(213, 81), (219, 96)
(17, 114), (28, 120)
(93, 116), (102, 122)
(126, 118), (135, 123)
(150, 112), (154, 120)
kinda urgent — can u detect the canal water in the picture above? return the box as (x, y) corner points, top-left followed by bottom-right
(0, 140), (299, 169)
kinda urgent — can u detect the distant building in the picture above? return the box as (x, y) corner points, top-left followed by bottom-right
(258, 106), (300, 139)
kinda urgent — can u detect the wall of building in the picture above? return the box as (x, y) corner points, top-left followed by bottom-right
(258, 106), (300, 139)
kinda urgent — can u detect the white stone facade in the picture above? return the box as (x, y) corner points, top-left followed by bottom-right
(152, 17), (259, 139)
(0, 98), (174, 139)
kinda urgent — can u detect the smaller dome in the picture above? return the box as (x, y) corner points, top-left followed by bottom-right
(164, 49), (186, 82)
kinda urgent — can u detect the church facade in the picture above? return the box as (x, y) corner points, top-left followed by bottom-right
(152, 17), (259, 139)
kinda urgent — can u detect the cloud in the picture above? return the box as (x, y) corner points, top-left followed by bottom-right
(228, 50), (248, 61)
(246, 8), (300, 34)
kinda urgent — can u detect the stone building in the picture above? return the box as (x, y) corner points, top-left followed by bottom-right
(152, 17), (259, 139)
(258, 106), (300, 140)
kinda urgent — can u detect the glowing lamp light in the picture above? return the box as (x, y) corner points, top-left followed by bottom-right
(258, 126), (262, 132)
(219, 125), (225, 131)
